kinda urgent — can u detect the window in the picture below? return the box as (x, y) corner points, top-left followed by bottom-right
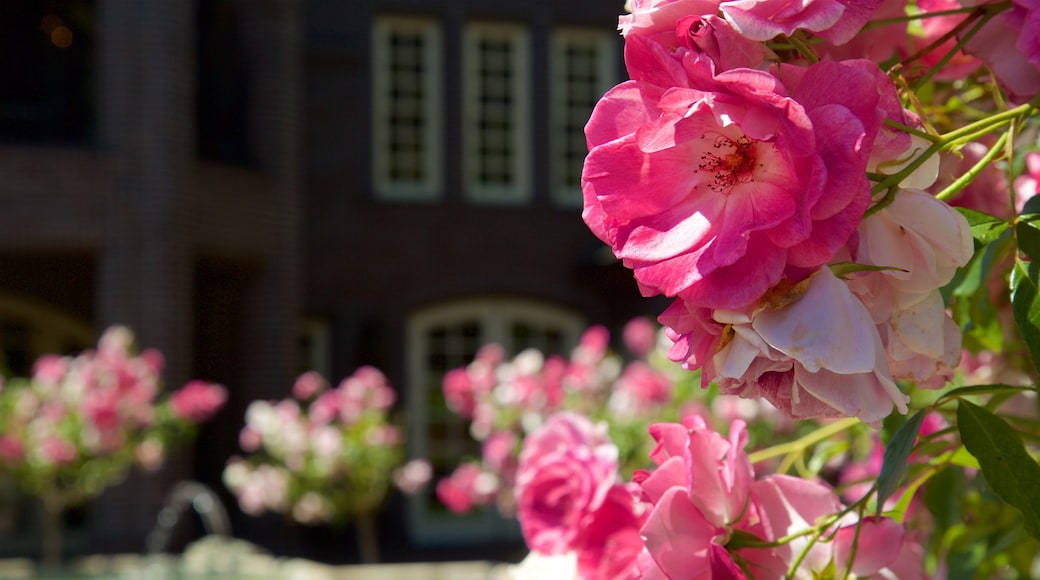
(463, 23), (531, 204)
(405, 298), (583, 545)
(549, 28), (618, 207)
(372, 16), (443, 200)
(0, 1), (95, 144)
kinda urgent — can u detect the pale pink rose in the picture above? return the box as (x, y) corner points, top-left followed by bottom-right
(744, 474), (844, 575)
(816, 0), (909, 62)
(31, 355), (68, 385)
(622, 317), (658, 357)
(392, 459), (432, 495)
(906, 0), (983, 81)
(855, 189), (974, 303)
(963, 0), (1040, 102)
(292, 371), (328, 400)
(608, 361), (675, 418)
(442, 368), (478, 418)
(850, 189), (973, 388)
(436, 462), (496, 514)
(515, 412), (619, 555)
(637, 418), (757, 577)
(239, 426), (262, 453)
(0, 435), (24, 462)
(292, 492), (331, 525)
(833, 517), (906, 577)
(169, 380), (227, 423)
(1014, 150), (1040, 213)
(703, 268), (908, 423)
(720, 0), (884, 45)
(135, 438), (165, 472)
(583, 49), (898, 311)
(38, 436), (78, 466)
(482, 430), (518, 477)
(619, 0), (723, 38)
(308, 390), (340, 425)
(340, 365), (396, 410)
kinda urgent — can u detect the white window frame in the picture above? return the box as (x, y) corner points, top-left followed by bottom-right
(549, 28), (618, 208)
(462, 22), (532, 205)
(405, 298), (584, 546)
(371, 16), (443, 201)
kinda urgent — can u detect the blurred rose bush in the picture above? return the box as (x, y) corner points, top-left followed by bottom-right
(223, 366), (415, 526)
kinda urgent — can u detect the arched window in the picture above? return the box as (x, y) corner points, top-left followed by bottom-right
(405, 297), (584, 545)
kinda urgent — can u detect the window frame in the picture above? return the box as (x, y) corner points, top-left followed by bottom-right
(549, 27), (619, 208)
(371, 15), (444, 201)
(404, 297), (584, 545)
(461, 22), (532, 205)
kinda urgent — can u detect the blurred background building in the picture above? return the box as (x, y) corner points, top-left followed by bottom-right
(0, 0), (656, 565)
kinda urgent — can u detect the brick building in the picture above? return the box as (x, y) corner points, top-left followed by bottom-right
(0, 0), (656, 565)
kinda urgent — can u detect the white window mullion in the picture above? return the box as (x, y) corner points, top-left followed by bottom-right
(549, 28), (618, 207)
(372, 16), (442, 200)
(463, 22), (531, 205)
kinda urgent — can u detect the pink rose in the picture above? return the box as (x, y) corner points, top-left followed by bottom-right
(622, 316), (658, 357)
(963, 0), (1040, 102)
(583, 48), (900, 311)
(170, 380), (228, 423)
(292, 371), (328, 400)
(833, 516), (906, 577)
(436, 462), (495, 514)
(638, 417), (756, 576)
(514, 412), (619, 555)
(573, 484), (646, 580)
(720, 0), (883, 45)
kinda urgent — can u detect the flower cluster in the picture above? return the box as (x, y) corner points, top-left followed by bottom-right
(433, 320), (732, 516)
(0, 326), (227, 507)
(582, 0), (1040, 426)
(484, 1), (1040, 579)
(223, 367), (407, 526)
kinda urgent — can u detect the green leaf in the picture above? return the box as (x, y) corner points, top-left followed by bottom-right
(924, 466), (964, 530)
(1016, 215), (1040, 263)
(1010, 259), (1040, 374)
(876, 409), (925, 517)
(956, 207), (1010, 246)
(1021, 194), (1040, 217)
(936, 384), (1035, 406)
(957, 400), (1040, 538)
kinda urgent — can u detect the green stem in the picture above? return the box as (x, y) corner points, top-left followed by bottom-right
(786, 33), (819, 64)
(863, 3), (1009, 29)
(871, 98), (1039, 196)
(936, 131), (1009, 201)
(748, 417), (860, 464)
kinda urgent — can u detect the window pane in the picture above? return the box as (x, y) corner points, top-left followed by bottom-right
(372, 17), (442, 200)
(550, 29), (618, 207)
(463, 23), (530, 204)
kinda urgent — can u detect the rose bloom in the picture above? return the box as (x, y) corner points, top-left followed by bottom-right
(963, 0), (1040, 102)
(169, 380), (228, 423)
(583, 42), (907, 311)
(664, 267), (908, 423)
(514, 412), (619, 555)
